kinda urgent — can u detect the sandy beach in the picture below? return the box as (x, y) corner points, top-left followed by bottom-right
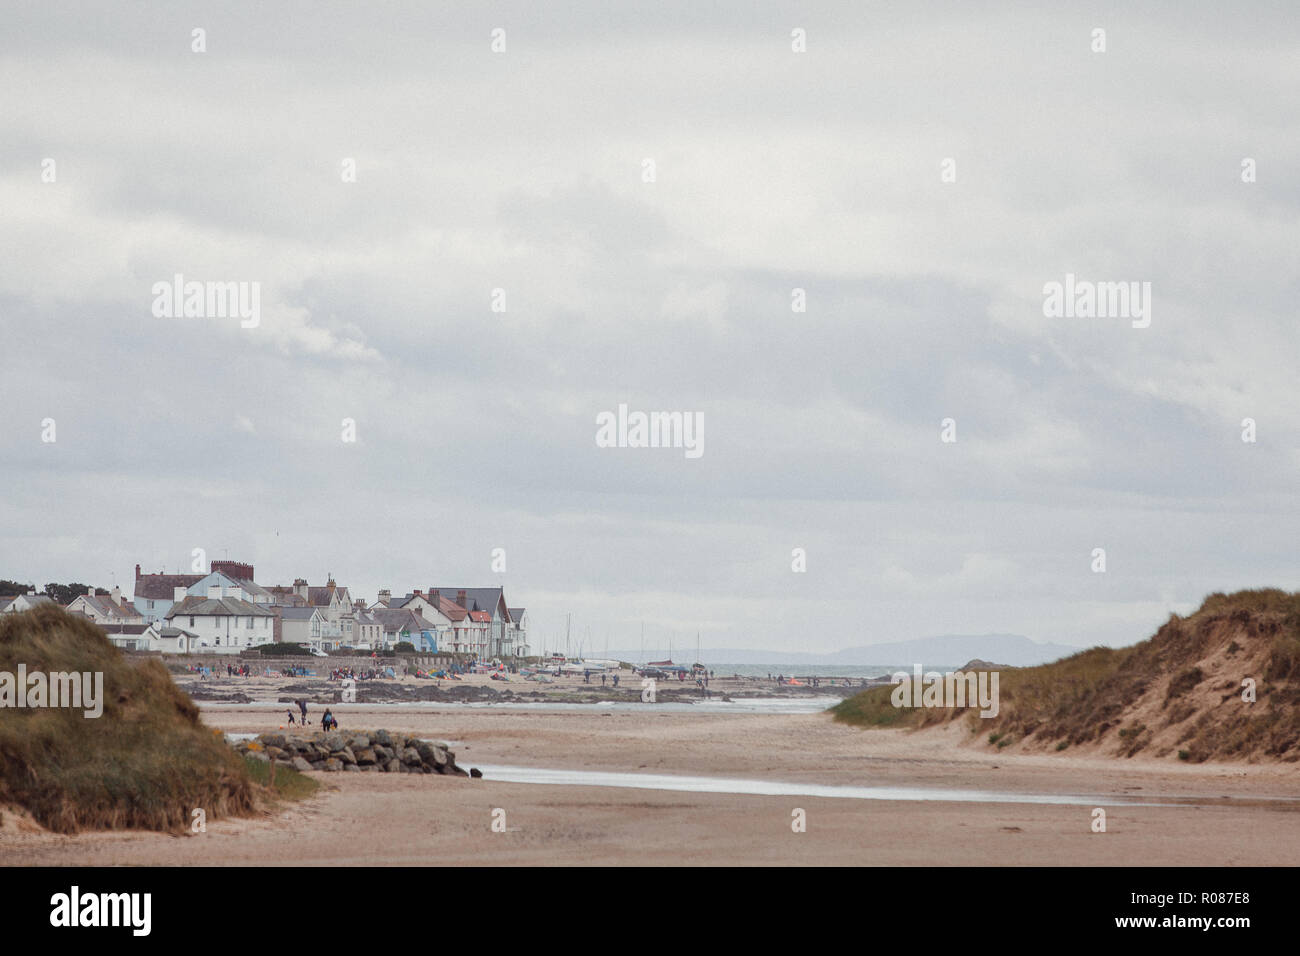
(4, 689), (1299, 866)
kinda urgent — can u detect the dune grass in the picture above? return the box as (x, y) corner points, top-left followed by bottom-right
(832, 589), (1300, 762)
(0, 605), (259, 833)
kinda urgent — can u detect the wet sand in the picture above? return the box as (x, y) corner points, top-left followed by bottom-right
(4, 704), (1299, 865)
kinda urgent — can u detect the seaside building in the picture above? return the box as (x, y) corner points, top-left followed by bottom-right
(66, 586), (144, 627)
(0, 593), (57, 614)
(164, 584), (276, 654)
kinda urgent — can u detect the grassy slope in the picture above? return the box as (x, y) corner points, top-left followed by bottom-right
(0, 605), (262, 832)
(832, 589), (1300, 763)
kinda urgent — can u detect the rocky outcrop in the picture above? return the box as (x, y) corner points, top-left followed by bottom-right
(233, 730), (469, 776)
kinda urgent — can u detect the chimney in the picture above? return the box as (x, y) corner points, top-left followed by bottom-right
(378, 589), (391, 604)
(208, 584), (223, 599)
(173, 586), (187, 602)
(294, 578), (308, 600)
(135, 564), (141, 580)
(430, 589), (439, 605)
(111, 585), (121, 606)
(456, 589), (467, 608)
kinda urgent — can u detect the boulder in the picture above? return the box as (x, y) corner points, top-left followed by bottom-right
(470, 767), (482, 778)
(347, 734), (371, 751)
(353, 747), (377, 766)
(322, 733), (345, 751)
(400, 747), (421, 766)
(324, 758), (343, 772)
(265, 746), (286, 760)
(261, 733), (287, 750)
(373, 745), (393, 762)
(372, 729), (394, 747)
(414, 741), (447, 766)
(337, 746), (357, 765)
(343, 763), (360, 773)
(385, 758), (402, 773)
(291, 757), (314, 773)
(246, 751), (270, 763)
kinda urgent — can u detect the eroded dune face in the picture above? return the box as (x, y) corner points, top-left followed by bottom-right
(836, 590), (1300, 764)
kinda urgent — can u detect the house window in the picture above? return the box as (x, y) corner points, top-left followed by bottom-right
(189, 617), (195, 627)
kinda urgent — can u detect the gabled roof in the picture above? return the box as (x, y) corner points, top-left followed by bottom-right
(427, 588), (511, 622)
(508, 607), (525, 620)
(76, 593), (142, 620)
(372, 608), (436, 635)
(278, 606), (324, 621)
(468, 610), (491, 623)
(306, 585), (350, 606)
(133, 573), (205, 600)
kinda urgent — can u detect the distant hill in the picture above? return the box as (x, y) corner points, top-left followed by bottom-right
(832, 589), (1300, 763)
(606, 634), (1080, 669)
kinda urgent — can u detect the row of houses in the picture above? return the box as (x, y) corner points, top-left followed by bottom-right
(1, 561), (530, 659)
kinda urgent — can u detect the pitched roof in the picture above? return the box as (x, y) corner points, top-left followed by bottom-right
(166, 595), (276, 619)
(426, 588), (511, 622)
(468, 610), (491, 623)
(77, 593), (142, 620)
(133, 573), (205, 600)
(372, 608), (436, 635)
(278, 606), (323, 621)
(508, 608), (525, 620)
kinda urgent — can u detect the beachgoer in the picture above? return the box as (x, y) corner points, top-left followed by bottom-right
(286, 709), (296, 726)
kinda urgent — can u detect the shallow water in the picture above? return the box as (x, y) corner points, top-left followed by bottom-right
(471, 764), (1296, 808)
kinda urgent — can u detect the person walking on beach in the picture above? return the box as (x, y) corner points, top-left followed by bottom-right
(286, 709), (296, 726)
(297, 699), (308, 726)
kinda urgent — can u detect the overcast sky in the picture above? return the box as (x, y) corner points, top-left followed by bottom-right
(2, 2), (1297, 656)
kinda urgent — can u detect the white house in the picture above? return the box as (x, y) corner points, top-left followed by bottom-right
(137, 622), (202, 654)
(165, 585), (276, 654)
(66, 587), (144, 627)
(278, 606), (336, 650)
(1, 593), (57, 613)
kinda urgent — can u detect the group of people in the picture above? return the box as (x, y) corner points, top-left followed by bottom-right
(283, 698), (338, 731)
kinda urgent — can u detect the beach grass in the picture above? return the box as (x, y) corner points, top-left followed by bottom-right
(832, 589), (1300, 762)
(0, 604), (258, 833)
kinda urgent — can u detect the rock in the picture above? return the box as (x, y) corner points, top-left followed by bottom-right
(347, 734), (371, 751)
(415, 741), (447, 766)
(385, 758), (401, 773)
(373, 745), (393, 761)
(265, 746), (286, 760)
(246, 751), (270, 763)
(372, 729), (394, 747)
(324, 758), (343, 772)
(337, 746), (357, 765)
(322, 733), (345, 751)
(400, 747), (421, 765)
(291, 757), (314, 773)
(360, 764), (379, 773)
(343, 763), (360, 772)
(261, 733), (288, 750)
(354, 747), (377, 765)
(469, 767), (482, 778)
(309, 760), (325, 771)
